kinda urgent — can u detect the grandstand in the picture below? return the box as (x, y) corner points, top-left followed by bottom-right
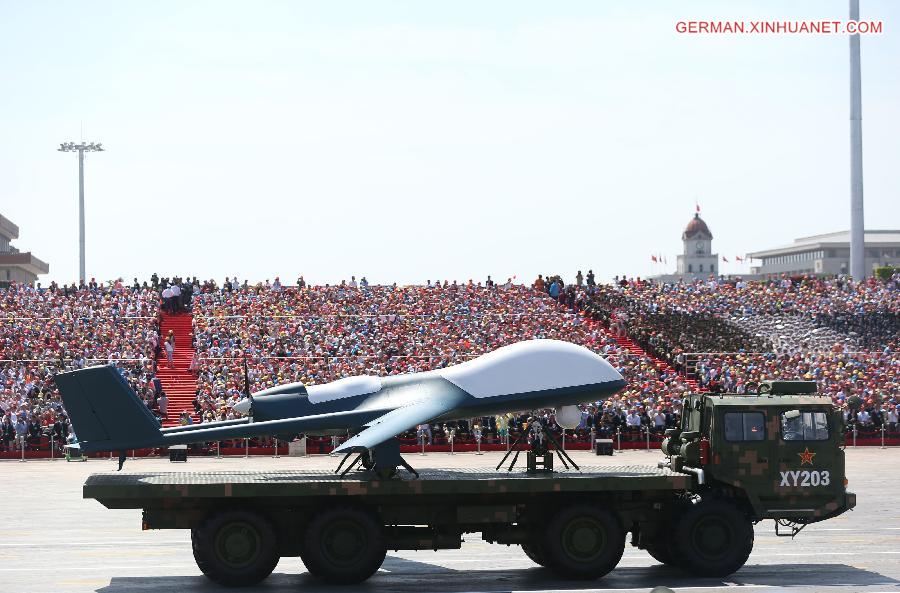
(1, 271), (898, 457)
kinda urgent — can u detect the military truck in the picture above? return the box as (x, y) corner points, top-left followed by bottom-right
(82, 380), (854, 586)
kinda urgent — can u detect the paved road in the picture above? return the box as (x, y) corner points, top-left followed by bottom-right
(3, 448), (899, 593)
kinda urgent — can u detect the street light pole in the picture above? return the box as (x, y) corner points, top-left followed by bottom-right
(58, 141), (104, 284)
(849, 0), (865, 280)
(78, 149), (85, 283)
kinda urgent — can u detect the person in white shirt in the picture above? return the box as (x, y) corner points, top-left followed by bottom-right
(886, 406), (898, 431)
(170, 284), (182, 313)
(161, 286), (173, 313)
(857, 409), (872, 426)
(625, 410), (642, 429)
(164, 330), (175, 369)
(653, 410), (667, 430)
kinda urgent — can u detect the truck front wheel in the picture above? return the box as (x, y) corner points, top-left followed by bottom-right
(541, 505), (625, 580)
(521, 541), (547, 567)
(671, 500), (754, 577)
(191, 509), (280, 586)
(302, 507), (386, 584)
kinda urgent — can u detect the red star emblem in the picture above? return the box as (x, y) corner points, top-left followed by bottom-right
(798, 448), (816, 466)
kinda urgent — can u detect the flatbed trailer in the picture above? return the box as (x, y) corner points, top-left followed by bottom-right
(85, 465), (691, 585)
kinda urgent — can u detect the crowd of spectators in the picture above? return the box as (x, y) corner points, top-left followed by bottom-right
(816, 311), (899, 350)
(562, 272), (898, 432)
(187, 279), (694, 438)
(1, 268), (897, 453)
(0, 279), (162, 451)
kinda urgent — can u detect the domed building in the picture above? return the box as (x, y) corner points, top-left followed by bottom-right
(675, 212), (718, 280)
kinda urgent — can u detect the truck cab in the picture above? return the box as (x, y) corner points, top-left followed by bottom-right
(662, 380), (856, 528)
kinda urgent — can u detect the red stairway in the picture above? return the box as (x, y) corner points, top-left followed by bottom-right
(583, 315), (704, 392)
(156, 312), (198, 427)
(612, 333), (703, 392)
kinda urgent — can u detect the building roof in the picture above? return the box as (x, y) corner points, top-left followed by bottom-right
(0, 252), (49, 276)
(749, 230), (900, 258)
(682, 213), (712, 240)
(0, 214), (19, 243)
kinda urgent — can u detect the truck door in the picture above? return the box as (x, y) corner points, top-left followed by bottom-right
(717, 408), (773, 491)
(769, 408), (844, 518)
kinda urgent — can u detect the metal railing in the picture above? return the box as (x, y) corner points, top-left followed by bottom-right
(194, 311), (580, 320)
(0, 315), (156, 322)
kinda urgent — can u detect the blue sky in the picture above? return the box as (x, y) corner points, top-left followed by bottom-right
(1, 1), (898, 285)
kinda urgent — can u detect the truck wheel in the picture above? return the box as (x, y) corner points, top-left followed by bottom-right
(299, 550), (321, 578)
(645, 539), (676, 567)
(521, 541), (547, 567)
(191, 509), (279, 586)
(671, 500), (754, 577)
(303, 507), (386, 584)
(541, 505), (625, 580)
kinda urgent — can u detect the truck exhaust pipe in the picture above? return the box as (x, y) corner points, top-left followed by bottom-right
(658, 460), (705, 485)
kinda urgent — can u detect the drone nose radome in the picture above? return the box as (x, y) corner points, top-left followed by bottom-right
(233, 398), (252, 415)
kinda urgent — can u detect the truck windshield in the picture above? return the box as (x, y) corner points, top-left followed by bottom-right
(781, 411), (829, 441)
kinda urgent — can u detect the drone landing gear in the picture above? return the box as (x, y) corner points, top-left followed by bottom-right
(334, 439), (419, 479)
(496, 425), (579, 474)
(334, 451), (366, 476)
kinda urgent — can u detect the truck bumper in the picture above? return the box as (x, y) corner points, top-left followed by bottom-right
(843, 491), (857, 513)
(813, 490), (856, 523)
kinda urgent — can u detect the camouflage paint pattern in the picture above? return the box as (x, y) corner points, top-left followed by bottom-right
(677, 389), (855, 522)
(85, 466), (690, 508)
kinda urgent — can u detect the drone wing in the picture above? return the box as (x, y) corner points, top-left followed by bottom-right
(333, 394), (464, 454)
